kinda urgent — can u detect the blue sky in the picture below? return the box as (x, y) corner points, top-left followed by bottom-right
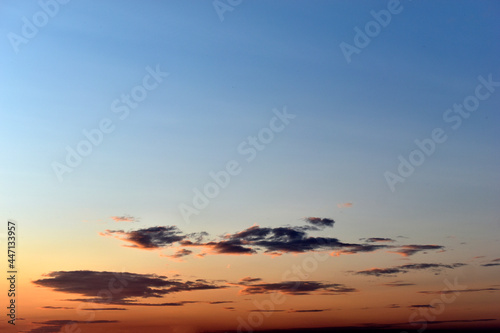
(0, 2), (499, 331)
(2, 0), (498, 233)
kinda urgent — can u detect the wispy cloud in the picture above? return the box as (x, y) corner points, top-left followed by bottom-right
(288, 308), (331, 313)
(409, 304), (434, 308)
(382, 281), (416, 287)
(355, 263), (466, 277)
(110, 215), (139, 223)
(388, 244), (444, 257)
(81, 307), (127, 311)
(481, 258), (500, 267)
(361, 237), (395, 243)
(418, 287), (500, 295)
(362, 318), (497, 328)
(337, 202), (353, 209)
(26, 320), (118, 333)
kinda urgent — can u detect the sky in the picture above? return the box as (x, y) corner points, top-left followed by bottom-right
(0, 0), (499, 332)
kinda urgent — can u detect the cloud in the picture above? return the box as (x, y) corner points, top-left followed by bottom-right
(26, 320), (117, 333)
(40, 306), (74, 310)
(304, 217), (335, 228)
(100, 219), (445, 260)
(482, 263), (500, 267)
(482, 258), (500, 267)
(355, 263), (466, 277)
(110, 215), (139, 223)
(182, 225), (350, 256)
(409, 304), (434, 308)
(288, 308), (331, 313)
(362, 237), (395, 243)
(239, 277), (262, 284)
(382, 281), (416, 287)
(208, 301), (233, 305)
(389, 245), (444, 257)
(361, 318), (497, 329)
(233, 279), (357, 296)
(182, 239), (256, 255)
(410, 319), (497, 325)
(100, 226), (185, 249)
(162, 249), (193, 260)
(81, 307), (127, 311)
(337, 203), (353, 208)
(332, 243), (389, 255)
(418, 287), (500, 295)
(250, 309), (286, 313)
(32, 271), (226, 306)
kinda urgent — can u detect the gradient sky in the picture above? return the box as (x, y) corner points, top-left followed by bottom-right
(1, 1), (499, 332)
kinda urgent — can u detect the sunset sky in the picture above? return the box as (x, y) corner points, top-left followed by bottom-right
(1, 1), (499, 332)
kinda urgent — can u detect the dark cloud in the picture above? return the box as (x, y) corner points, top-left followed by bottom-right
(389, 244), (444, 257)
(409, 304), (434, 308)
(239, 277), (262, 284)
(180, 239), (256, 255)
(386, 304), (401, 308)
(40, 306), (74, 310)
(208, 301), (233, 305)
(361, 318), (497, 328)
(163, 249), (193, 260)
(482, 263), (500, 267)
(217, 225), (390, 256)
(382, 281), (416, 287)
(304, 217), (335, 228)
(26, 320), (117, 333)
(99, 219), (445, 260)
(288, 309), (330, 313)
(355, 263), (466, 277)
(333, 243), (389, 255)
(32, 271), (226, 306)
(482, 258), (500, 267)
(418, 287), (500, 295)
(249, 309), (286, 313)
(411, 319), (497, 325)
(361, 237), (395, 243)
(100, 226), (185, 249)
(81, 307), (127, 311)
(65, 299), (199, 306)
(233, 279), (357, 296)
